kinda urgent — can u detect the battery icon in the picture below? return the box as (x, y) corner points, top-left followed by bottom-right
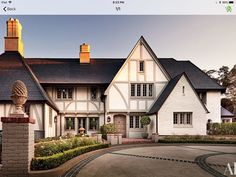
(229, 1), (234, 3)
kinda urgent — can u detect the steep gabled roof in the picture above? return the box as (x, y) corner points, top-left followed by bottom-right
(159, 58), (225, 91)
(148, 73), (209, 115)
(0, 52), (58, 111)
(221, 107), (235, 117)
(26, 58), (125, 84)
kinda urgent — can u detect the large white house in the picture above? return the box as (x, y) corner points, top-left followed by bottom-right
(0, 18), (225, 139)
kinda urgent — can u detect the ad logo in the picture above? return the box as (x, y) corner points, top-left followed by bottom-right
(224, 162), (236, 176)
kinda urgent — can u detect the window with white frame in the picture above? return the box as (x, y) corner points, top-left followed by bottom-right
(129, 116), (143, 128)
(173, 112), (192, 126)
(57, 88), (73, 100)
(89, 117), (99, 130)
(65, 117), (75, 130)
(91, 87), (98, 100)
(139, 61), (144, 72)
(130, 83), (154, 98)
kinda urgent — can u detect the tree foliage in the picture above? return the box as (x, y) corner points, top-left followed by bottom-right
(204, 65), (236, 115)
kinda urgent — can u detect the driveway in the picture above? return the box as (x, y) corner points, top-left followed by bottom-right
(64, 144), (236, 177)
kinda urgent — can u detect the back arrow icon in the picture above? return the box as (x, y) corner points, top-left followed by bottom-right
(3, 7), (7, 12)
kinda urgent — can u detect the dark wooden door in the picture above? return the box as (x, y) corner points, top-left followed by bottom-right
(114, 115), (126, 138)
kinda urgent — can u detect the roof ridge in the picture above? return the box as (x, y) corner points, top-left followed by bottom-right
(20, 56), (59, 111)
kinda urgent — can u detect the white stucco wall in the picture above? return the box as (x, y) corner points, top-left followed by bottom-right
(106, 40), (169, 113)
(30, 104), (43, 130)
(158, 76), (208, 135)
(44, 104), (57, 137)
(46, 86), (104, 114)
(0, 103), (44, 132)
(206, 91), (221, 123)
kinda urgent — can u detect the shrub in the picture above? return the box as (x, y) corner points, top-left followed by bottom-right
(159, 135), (236, 144)
(100, 123), (117, 140)
(208, 122), (236, 135)
(140, 116), (151, 126)
(31, 143), (109, 170)
(35, 137), (98, 157)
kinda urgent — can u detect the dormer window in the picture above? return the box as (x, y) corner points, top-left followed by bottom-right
(139, 61), (144, 72)
(56, 88), (73, 100)
(91, 87), (98, 100)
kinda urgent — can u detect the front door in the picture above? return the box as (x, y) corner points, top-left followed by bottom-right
(114, 115), (126, 138)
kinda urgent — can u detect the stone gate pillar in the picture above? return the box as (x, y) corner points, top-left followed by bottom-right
(1, 117), (35, 177)
(1, 80), (35, 177)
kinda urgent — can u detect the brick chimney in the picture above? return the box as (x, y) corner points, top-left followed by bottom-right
(4, 18), (24, 56)
(80, 43), (90, 64)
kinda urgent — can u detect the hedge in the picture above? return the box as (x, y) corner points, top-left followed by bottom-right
(159, 135), (236, 144)
(31, 143), (109, 170)
(159, 139), (236, 144)
(208, 122), (236, 135)
(35, 137), (98, 157)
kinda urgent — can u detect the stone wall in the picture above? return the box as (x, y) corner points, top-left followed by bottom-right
(1, 117), (35, 177)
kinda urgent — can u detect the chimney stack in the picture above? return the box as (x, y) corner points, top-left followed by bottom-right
(4, 18), (24, 56)
(80, 43), (90, 64)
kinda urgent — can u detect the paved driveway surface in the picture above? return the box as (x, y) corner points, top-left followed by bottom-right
(64, 145), (236, 177)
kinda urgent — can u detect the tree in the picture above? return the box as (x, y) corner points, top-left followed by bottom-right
(218, 66), (230, 87)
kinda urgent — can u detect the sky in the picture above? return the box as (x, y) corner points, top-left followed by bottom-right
(0, 15), (235, 70)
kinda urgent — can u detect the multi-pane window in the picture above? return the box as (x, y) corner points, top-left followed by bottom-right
(91, 87), (98, 100)
(130, 116), (134, 128)
(137, 84), (141, 96)
(130, 83), (154, 98)
(130, 116), (143, 129)
(143, 84), (147, 97)
(173, 113), (178, 124)
(89, 117), (99, 130)
(131, 84), (135, 97)
(148, 84), (153, 97)
(180, 114), (184, 124)
(186, 113), (191, 124)
(135, 116), (140, 128)
(65, 117), (75, 130)
(139, 61), (144, 72)
(57, 88), (73, 99)
(173, 113), (192, 126)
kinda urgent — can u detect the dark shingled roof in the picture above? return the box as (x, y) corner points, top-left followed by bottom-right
(159, 58), (225, 91)
(148, 73), (209, 114)
(26, 58), (125, 84)
(0, 52), (58, 111)
(221, 107), (235, 117)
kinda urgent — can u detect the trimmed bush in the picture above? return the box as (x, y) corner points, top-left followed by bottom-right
(140, 116), (151, 126)
(159, 139), (236, 144)
(31, 143), (109, 170)
(208, 122), (236, 135)
(159, 135), (236, 144)
(100, 123), (117, 140)
(35, 137), (98, 157)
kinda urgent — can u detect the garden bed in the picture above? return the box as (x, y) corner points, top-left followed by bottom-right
(31, 143), (109, 170)
(31, 136), (109, 170)
(158, 135), (236, 144)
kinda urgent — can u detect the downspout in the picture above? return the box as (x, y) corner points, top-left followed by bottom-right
(60, 113), (62, 136)
(42, 103), (45, 138)
(101, 94), (107, 125)
(156, 113), (158, 134)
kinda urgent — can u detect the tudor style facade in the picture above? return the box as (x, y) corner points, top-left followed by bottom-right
(0, 18), (225, 139)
